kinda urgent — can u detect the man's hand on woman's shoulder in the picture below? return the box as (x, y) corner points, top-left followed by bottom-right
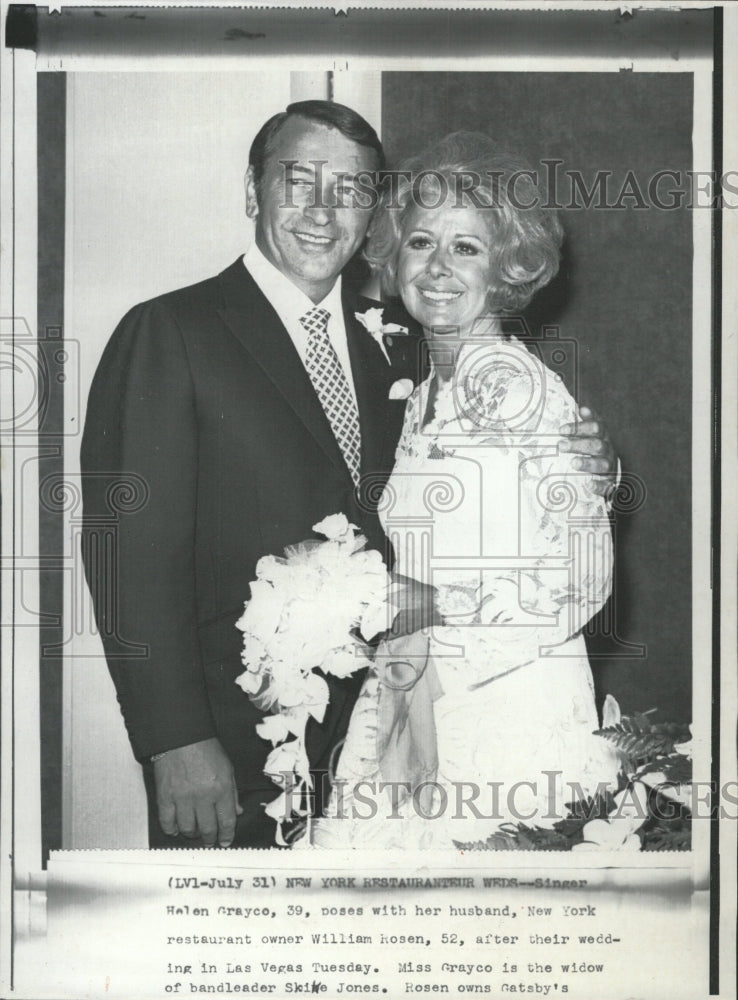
(559, 405), (618, 497)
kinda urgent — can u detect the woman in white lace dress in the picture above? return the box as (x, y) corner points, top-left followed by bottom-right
(312, 133), (618, 849)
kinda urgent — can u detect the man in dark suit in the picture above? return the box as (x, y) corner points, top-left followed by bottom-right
(81, 100), (614, 849)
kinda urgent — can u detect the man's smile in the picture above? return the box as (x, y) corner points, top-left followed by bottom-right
(293, 231), (336, 247)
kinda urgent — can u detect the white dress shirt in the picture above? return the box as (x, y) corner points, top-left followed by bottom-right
(242, 243), (357, 404)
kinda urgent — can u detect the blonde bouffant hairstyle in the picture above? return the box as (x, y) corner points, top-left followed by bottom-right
(364, 131), (564, 314)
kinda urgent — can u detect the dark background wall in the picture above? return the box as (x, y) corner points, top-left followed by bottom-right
(382, 72), (693, 722)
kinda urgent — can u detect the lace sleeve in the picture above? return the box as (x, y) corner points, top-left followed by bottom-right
(436, 346), (613, 675)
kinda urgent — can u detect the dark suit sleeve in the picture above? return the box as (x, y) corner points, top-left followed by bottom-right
(81, 299), (216, 760)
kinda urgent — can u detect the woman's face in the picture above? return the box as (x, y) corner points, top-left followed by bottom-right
(397, 201), (494, 338)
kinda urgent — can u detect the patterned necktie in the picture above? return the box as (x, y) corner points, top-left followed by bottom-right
(301, 307), (362, 486)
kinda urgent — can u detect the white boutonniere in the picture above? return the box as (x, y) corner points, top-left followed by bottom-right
(388, 378), (414, 401)
(355, 307), (408, 364)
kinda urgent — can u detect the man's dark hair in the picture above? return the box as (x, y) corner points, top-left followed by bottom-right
(248, 99), (385, 193)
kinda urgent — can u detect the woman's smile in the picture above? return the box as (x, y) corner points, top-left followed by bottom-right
(417, 287), (464, 303)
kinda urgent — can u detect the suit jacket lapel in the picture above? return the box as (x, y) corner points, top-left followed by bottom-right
(216, 259), (350, 481)
(343, 288), (394, 484)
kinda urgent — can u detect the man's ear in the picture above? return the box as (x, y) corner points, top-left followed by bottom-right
(245, 166), (259, 220)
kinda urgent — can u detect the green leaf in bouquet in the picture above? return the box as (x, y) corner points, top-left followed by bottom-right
(650, 790), (689, 822)
(515, 826), (573, 851)
(595, 715), (690, 766)
(455, 824), (579, 852)
(649, 753), (692, 785)
(453, 832), (517, 852)
(640, 822), (691, 852)
(562, 787), (618, 823)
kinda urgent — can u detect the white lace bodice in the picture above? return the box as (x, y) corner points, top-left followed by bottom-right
(380, 334), (612, 681)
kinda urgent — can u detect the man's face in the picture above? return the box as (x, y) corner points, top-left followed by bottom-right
(246, 117), (378, 303)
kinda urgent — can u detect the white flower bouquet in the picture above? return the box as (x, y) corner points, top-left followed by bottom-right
(235, 513), (391, 844)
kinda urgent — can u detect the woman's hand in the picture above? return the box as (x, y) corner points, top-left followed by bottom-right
(559, 405), (618, 497)
(389, 572), (442, 638)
